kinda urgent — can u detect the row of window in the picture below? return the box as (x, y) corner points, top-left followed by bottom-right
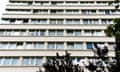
(0, 42), (115, 50)
(0, 57), (116, 66)
(1, 19), (113, 25)
(6, 9), (120, 15)
(0, 29), (105, 36)
(9, 1), (118, 6)
(0, 57), (42, 66)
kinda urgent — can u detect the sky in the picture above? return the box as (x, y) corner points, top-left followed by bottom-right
(0, 0), (9, 18)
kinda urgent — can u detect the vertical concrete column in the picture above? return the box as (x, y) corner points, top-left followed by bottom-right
(96, 9), (99, 15)
(79, 9), (81, 15)
(99, 19), (101, 25)
(32, 0), (35, 5)
(63, 19), (66, 24)
(47, 19), (50, 24)
(81, 18), (83, 24)
(64, 29), (67, 36)
(28, 18), (31, 24)
(101, 30), (105, 36)
(63, 1), (65, 6)
(19, 56), (23, 66)
(64, 42), (67, 50)
(45, 42), (48, 50)
(63, 9), (66, 15)
(81, 29), (84, 36)
(48, 9), (50, 15)
(48, 1), (51, 5)
(23, 42), (26, 49)
(83, 42), (86, 50)
(42, 56), (47, 64)
(94, 1), (97, 5)
(26, 29), (29, 36)
(46, 29), (48, 36)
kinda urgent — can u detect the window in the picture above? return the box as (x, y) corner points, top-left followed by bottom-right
(3, 58), (11, 65)
(1, 43), (8, 49)
(117, 10), (120, 14)
(16, 42), (23, 49)
(83, 19), (98, 24)
(23, 19), (29, 23)
(13, 30), (20, 36)
(75, 30), (81, 36)
(30, 57), (35, 65)
(2, 30), (26, 36)
(67, 42), (82, 49)
(67, 30), (73, 36)
(48, 43), (55, 49)
(81, 10), (96, 14)
(99, 10), (110, 15)
(48, 42), (64, 49)
(40, 19), (47, 24)
(11, 58), (19, 65)
(0, 57), (19, 66)
(96, 1), (108, 5)
(94, 30), (102, 36)
(23, 57), (42, 65)
(23, 57), (29, 65)
(105, 10), (110, 15)
(49, 30), (63, 36)
(9, 43), (16, 49)
(67, 30), (81, 36)
(29, 30), (37, 36)
(66, 1), (78, 5)
(36, 57), (42, 65)
(66, 19), (80, 24)
(29, 30), (45, 36)
(84, 30), (93, 36)
(87, 43), (93, 49)
(75, 43), (82, 49)
(35, 42), (44, 49)
(1, 19), (10, 24)
(57, 30), (63, 36)
(0, 58), (2, 65)
(35, 1), (49, 5)
(0, 42), (23, 49)
(0, 30), (4, 36)
(38, 30), (45, 36)
(111, 10), (116, 14)
(51, 10), (63, 14)
(67, 42), (74, 49)
(49, 30), (55, 36)
(26, 42), (34, 49)
(50, 19), (64, 24)
(101, 19), (113, 24)
(51, 1), (64, 5)
(5, 30), (12, 36)
(31, 19), (47, 24)
(33, 10), (48, 14)
(66, 10), (79, 14)
(56, 43), (64, 49)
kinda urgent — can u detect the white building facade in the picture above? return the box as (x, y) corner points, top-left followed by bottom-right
(0, 0), (117, 72)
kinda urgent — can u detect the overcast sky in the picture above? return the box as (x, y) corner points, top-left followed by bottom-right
(0, 0), (9, 18)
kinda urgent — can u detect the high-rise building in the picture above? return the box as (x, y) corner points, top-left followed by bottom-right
(0, 0), (117, 72)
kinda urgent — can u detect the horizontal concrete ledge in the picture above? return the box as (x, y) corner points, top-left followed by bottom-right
(0, 24), (108, 29)
(0, 36), (115, 42)
(0, 50), (115, 57)
(2, 14), (120, 18)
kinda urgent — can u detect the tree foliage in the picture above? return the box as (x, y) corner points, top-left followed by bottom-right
(105, 18), (120, 37)
(109, 0), (120, 9)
